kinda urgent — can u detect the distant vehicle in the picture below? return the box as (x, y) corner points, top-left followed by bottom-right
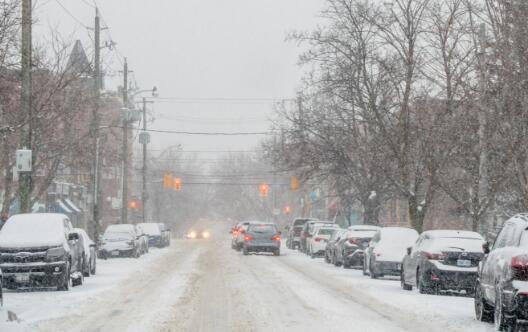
(186, 229), (210, 239)
(300, 220), (334, 253)
(135, 225), (149, 254)
(475, 214), (528, 331)
(325, 228), (347, 264)
(74, 228), (97, 277)
(232, 221), (250, 251)
(158, 223), (171, 247)
(401, 230), (484, 295)
(363, 227), (418, 278)
(286, 218), (317, 250)
(0, 213), (83, 290)
(242, 222), (281, 256)
(307, 226), (338, 258)
(334, 227), (379, 268)
(99, 224), (141, 258)
(138, 223), (164, 248)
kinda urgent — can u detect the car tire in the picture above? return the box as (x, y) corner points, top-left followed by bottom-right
(417, 270), (432, 295)
(236, 244), (242, 252)
(325, 253), (330, 264)
(362, 261), (368, 276)
(401, 269), (412, 291)
(82, 257), (90, 277)
(90, 259), (96, 275)
(333, 253), (342, 267)
(475, 283), (493, 323)
(494, 287), (517, 331)
(57, 263), (71, 291)
(243, 247), (249, 256)
(274, 249), (280, 256)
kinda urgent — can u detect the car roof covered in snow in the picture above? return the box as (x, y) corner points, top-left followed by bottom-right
(347, 225), (381, 231)
(423, 230), (483, 240)
(0, 213), (70, 248)
(105, 224), (136, 234)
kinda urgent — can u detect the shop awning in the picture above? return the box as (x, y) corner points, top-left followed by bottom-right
(64, 198), (82, 214)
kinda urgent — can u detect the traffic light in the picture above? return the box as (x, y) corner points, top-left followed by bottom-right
(163, 172), (173, 189)
(283, 205), (292, 214)
(173, 177), (182, 191)
(259, 182), (269, 197)
(128, 200), (139, 210)
(290, 176), (300, 191)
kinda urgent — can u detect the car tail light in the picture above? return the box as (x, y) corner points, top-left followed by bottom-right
(244, 235), (253, 241)
(348, 238), (358, 245)
(512, 255), (528, 281)
(425, 252), (445, 260)
(314, 237), (322, 242)
(271, 235), (281, 241)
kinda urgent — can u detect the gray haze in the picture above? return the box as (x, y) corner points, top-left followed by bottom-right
(35, 0), (324, 152)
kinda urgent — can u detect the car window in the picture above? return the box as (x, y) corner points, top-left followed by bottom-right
(248, 224), (277, 233)
(317, 228), (335, 236)
(519, 230), (528, 248)
(494, 223), (514, 250)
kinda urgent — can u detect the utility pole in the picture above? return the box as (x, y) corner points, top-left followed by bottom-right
(141, 97), (148, 224)
(121, 58), (129, 224)
(18, 0), (32, 213)
(91, 8), (101, 240)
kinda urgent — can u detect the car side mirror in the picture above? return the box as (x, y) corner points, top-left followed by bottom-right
(406, 246), (412, 256)
(68, 232), (79, 241)
(483, 242), (490, 254)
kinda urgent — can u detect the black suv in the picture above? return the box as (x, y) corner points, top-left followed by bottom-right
(475, 214), (528, 331)
(0, 213), (84, 290)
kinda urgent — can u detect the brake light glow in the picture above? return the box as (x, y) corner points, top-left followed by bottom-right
(348, 238), (358, 245)
(244, 235), (253, 241)
(314, 237), (322, 242)
(512, 255), (528, 269)
(271, 235), (281, 241)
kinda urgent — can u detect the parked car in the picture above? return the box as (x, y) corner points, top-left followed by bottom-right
(363, 227), (418, 278)
(158, 223), (171, 247)
(99, 224), (141, 258)
(286, 218), (317, 250)
(300, 220), (335, 253)
(325, 228), (347, 264)
(334, 227), (379, 268)
(0, 213), (83, 290)
(307, 226), (338, 258)
(135, 225), (149, 254)
(138, 223), (164, 248)
(74, 228), (97, 277)
(475, 214), (528, 331)
(232, 221), (250, 251)
(401, 230), (484, 295)
(242, 222), (281, 256)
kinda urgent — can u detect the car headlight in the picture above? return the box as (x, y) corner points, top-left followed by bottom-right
(46, 247), (66, 262)
(203, 231), (210, 238)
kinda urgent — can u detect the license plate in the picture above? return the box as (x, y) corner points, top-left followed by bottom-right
(112, 250), (120, 256)
(15, 273), (30, 283)
(457, 259), (471, 267)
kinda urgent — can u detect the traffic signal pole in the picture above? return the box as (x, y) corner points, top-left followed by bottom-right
(142, 97), (148, 224)
(121, 59), (129, 224)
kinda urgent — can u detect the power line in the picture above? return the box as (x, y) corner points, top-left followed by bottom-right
(55, 0), (89, 28)
(108, 125), (274, 136)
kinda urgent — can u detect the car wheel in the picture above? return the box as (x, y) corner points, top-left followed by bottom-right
(82, 257), (90, 277)
(475, 283), (493, 322)
(362, 260), (368, 276)
(401, 269), (412, 291)
(325, 253), (330, 264)
(494, 287), (517, 331)
(417, 270), (431, 294)
(243, 247), (249, 256)
(274, 249), (280, 256)
(57, 262), (71, 291)
(236, 244), (242, 252)
(333, 253), (342, 267)
(90, 259), (96, 275)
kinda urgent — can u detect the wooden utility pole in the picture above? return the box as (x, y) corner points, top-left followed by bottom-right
(91, 8), (101, 239)
(18, 0), (32, 213)
(121, 58), (129, 224)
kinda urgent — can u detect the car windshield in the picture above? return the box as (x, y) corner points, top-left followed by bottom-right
(104, 232), (133, 241)
(248, 224), (276, 233)
(428, 237), (484, 253)
(317, 228), (335, 236)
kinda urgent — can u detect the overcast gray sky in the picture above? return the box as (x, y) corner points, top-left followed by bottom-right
(35, 0), (324, 154)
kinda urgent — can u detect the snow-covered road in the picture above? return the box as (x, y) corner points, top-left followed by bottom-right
(1, 236), (495, 332)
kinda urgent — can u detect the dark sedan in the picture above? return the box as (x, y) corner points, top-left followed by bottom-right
(401, 230), (484, 295)
(333, 226), (379, 268)
(325, 228), (346, 264)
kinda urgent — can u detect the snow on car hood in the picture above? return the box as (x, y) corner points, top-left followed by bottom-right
(0, 214), (67, 248)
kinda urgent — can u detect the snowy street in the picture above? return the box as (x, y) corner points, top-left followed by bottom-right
(2, 232), (495, 332)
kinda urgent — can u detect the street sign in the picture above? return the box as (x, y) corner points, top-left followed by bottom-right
(16, 149), (32, 172)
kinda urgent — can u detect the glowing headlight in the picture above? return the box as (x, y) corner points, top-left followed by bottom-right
(188, 231), (196, 239)
(203, 231), (210, 238)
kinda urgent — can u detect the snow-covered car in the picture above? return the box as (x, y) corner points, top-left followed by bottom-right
(300, 220), (335, 253)
(99, 224), (141, 258)
(475, 214), (528, 330)
(401, 230), (484, 295)
(74, 228), (96, 277)
(158, 223), (171, 247)
(363, 227), (418, 278)
(325, 228), (347, 264)
(242, 222), (281, 256)
(0, 213), (83, 290)
(135, 225), (149, 255)
(286, 218), (316, 250)
(307, 226), (338, 258)
(138, 223), (163, 248)
(233, 221), (250, 251)
(334, 227), (379, 268)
